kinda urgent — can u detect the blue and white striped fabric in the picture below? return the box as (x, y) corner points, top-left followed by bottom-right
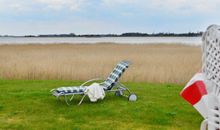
(55, 86), (86, 94)
(101, 61), (130, 90)
(52, 61), (130, 95)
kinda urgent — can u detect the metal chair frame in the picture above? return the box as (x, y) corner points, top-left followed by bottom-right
(51, 78), (133, 105)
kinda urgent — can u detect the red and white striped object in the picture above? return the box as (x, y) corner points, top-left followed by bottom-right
(180, 73), (209, 118)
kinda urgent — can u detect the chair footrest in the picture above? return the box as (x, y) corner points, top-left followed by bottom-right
(52, 86), (87, 96)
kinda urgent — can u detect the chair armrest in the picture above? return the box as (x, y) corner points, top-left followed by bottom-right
(80, 78), (104, 87)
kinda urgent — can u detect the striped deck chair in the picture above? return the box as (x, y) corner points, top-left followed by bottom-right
(51, 61), (137, 105)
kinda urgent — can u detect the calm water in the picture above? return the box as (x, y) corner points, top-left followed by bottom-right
(0, 36), (202, 45)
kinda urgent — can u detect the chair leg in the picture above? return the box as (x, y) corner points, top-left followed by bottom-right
(56, 95), (60, 101)
(65, 95), (71, 106)
(121, 88), (131, 98)
(78, 94), (87, 106)
(70, 94), (75, 101)
(124, 87), (131, 95)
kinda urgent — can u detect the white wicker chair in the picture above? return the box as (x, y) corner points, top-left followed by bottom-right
(181, 25), (220, 130)
(201, 25), (220, 130)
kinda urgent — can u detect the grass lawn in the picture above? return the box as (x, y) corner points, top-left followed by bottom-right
(0, 80), (203, 130)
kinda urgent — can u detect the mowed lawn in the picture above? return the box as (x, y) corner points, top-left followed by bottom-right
(0, 80), (202, 130)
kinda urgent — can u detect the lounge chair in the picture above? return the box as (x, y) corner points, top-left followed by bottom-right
(51, 60), (137, 105)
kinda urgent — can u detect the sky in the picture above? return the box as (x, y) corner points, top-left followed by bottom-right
(0, 0), (220, 35)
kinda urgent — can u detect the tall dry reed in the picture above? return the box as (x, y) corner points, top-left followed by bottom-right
(0, 43), (201, 84)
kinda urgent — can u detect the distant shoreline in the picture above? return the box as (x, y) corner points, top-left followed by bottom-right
(0, 35), (202, 38)
(0, 32), (203, 38)
(0, 36), (202, 38)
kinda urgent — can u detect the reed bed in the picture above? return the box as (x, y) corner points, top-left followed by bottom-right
(0, 43), (201, 84)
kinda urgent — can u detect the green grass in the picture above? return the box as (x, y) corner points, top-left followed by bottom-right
(0, 80), (203, 130)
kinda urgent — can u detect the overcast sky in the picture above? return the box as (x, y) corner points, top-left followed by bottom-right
(0, 0), (220, 35)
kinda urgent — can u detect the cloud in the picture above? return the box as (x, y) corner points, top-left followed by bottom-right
(0, 0), (220, 14)
(151, 0), (220, 14)
(0, 0), (87, 13)
(101, 0), (135, 7)
(101, 0), (220, 15)
(35, 0), (86, 11)
(0, 0), (29, 13)
(0, 0), (220, 35)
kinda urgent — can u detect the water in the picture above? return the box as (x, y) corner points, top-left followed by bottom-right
(0, 36), (202, 45)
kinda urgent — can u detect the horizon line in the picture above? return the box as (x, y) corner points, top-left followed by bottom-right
(0, 31), (203, 37)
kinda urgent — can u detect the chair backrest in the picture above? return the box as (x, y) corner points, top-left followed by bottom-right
(202, 25), (220, 88)
(101, 61), (130, 90)
(202, 24), (220, 130)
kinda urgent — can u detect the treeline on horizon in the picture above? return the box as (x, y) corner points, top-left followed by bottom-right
(1, 32), (203, 37)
